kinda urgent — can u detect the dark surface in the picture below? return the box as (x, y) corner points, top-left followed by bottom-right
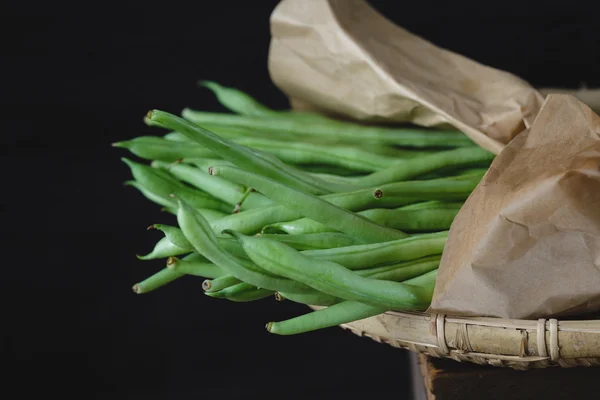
(419, 354), (600, 400)
(4, 0), (599, 399)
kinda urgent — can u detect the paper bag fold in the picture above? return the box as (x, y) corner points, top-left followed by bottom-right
(268, 0), (545, 154)
(428, 94), (600, 319)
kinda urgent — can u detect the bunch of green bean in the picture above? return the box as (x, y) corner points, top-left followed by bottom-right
(115, 81), (493, 335)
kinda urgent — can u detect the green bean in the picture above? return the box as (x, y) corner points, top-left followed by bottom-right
(276, 291), (340, 307)
(210, 165), (408, 244)
(149, 224), (251, 261)
(137, 236), (190, 260)
(132, 268), (183, 294)
(152, 161), (272, 210)
(227, 231), (433, 310)
(267, 301), (387, 335)
(166, 256), (225, 279)
(181, 109), (475, 148)
(356, 255), (440, 281)
(124, 180), (177, 213)
(301, 232), (447, 270)
(199, 80), (278, 117)
(231, 137), (402, 172)
(297, 147), (493, 192)
(374, 173), (482, 200)
(205, 282), (274, 302)
(267, 270), (438, 335)
(258, 232), (361, 250)
(277, 256), (440, 307)
(175, 198), (311, 294)
(113, 136), (213, 161)
(121, 158), (230, 212)
(297, 164), (361, 177)
(263, 202), (463, 235)
(148, 110), (333, 195)
(202, 275), (241, 293)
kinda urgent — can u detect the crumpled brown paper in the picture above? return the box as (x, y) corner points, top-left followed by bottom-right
(428, 94), (600, 319)
(267, 0), (600, 320)
(267, 0), (545, 155)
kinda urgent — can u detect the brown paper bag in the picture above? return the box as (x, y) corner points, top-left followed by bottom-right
(428, 94), (600, 319)
(267, 0), (545, 155)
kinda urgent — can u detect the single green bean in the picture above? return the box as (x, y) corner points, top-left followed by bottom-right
(124, 180), (177, 213)
(210, 165), (408, 244)
(132, 268), (183, 294)
(232, 137), (402, 172)
(266, 301), (387, 335)
(258, 232), (361, 250)
(301, 232), (447, 270)
(176, 198), (311, 294)
(267, 270), (437, 335)
(137, 236), (190, 260)
(181, 109), (475, 148)
(148, 110), (333, 195)
(152, 161), (272, 210)
(166, 256), (225, 279)
(199, 80), (278, 117)
(227, 231), (433, 310)
(205, 282), (274, 302)
(113, 136), (213, 161)
(299, 147), (493, 192)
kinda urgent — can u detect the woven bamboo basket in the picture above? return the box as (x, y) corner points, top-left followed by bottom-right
(310, 306), (600, 370)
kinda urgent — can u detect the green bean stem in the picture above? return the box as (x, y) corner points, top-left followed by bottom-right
(132, 268), (183, 294)
(205, 282), (274, 302)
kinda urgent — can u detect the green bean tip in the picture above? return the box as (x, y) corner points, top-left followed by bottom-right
(202, 280), (212, 291)
(146, 110), (154, 119)
(265, 322), (274, 332)
(146, 224), (156, 231)
(373, 189), (383, 199)
(132, 284), (141, 294)
(111, 141), (127, 148)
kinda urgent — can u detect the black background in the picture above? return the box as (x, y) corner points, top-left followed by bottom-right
(4, 0), (600, 399)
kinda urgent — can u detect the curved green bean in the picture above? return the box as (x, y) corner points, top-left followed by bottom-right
(124, 180), (177, 213)
(205, 282), (274, 302)
(166, 256), (225, 279)
(210, 165), (408, 244)
(267, 270), (437, 335)
(176, 198), (311, 294)
(137, 236), (190, 260)
(227, 231), (433, 310)
(199, 80), (278, 117)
